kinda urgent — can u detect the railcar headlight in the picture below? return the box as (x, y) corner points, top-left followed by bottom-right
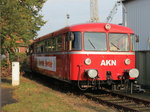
(129, 69), (139, 78)
(85, 58), (91, 65)
(125, 59), (131, 65)
(105, 24), (111, 30)
(87, 69), (98, 79)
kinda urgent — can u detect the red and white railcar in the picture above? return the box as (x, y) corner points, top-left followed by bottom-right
(29, 23), (139, 90)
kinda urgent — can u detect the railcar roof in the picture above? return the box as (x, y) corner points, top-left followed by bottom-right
(34, 23), (134, 43)
(69, 23), (134, 33)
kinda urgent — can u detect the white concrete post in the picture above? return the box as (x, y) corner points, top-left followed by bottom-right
(12, 62), (20, 86)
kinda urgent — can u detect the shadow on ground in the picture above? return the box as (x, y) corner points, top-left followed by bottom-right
(23, 71), (82, 94)
(1, 78), (12, 84)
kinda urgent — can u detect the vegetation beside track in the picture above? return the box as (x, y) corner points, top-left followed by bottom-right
(2, 76), (116, 112)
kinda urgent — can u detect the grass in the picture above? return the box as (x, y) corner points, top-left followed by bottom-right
(1, 76), (116, 112)
(2, 77), (77, 112)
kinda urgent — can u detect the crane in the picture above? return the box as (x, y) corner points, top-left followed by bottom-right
(90, 0), (99, 23)
(106, 1), (121, 23)
(106, 0), (127, 26)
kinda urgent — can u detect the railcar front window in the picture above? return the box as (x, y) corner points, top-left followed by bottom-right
(109, 33), (129, 51)
(84, 32), (107, 51)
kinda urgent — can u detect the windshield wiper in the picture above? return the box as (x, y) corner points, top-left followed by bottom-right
(111, 42), (120, 50)
(88, 39), (96, 49)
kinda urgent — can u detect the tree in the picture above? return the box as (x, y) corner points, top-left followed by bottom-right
(0, 0), (46, 72)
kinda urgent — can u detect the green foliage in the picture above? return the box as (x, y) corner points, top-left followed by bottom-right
(1, 59), (7, 67)
(9, 52), (27, 62)
(0, 0), (46, 65)
(1, 52), (27, 68)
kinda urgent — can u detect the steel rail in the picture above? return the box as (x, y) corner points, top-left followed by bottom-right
(101, 90), (150, 106)
(84, 89), (150, 112)
(84, 93), (140, 112)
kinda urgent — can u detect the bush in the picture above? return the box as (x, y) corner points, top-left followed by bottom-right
(1, 52), (28, 77)
(11, 52), (27, 63)
(1, 60), (7, 67)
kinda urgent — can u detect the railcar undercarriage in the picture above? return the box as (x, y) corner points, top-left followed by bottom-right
(72, 79), (145, 93)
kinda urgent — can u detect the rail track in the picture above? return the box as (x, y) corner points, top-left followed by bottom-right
(84, 90), (150, 112)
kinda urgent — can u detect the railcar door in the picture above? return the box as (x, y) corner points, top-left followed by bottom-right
(63, 33), (70, 81)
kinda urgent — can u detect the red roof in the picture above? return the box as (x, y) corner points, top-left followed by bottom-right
(16, 40), (34, 45)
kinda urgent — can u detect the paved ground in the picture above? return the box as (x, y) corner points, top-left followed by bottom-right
(1, 87), (17, 107)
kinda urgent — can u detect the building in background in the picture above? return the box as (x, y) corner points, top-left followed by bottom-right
(15, 41), (28, 53)
(15, 40), (33, 53)
(123, 0), (150, 51)
(123, 0), (150, 88)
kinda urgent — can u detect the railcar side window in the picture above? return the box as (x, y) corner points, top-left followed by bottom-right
(51, 37), (56, 51)
(45, 40), (48, 52)
(84, 32), (107, 51)
(56, 35), (62, 51)
(48, 39), (52, 52)
(109, 33), (129, 51)
(36, 42), (42, 53)
(45, 39), (51, 52)
(68, 32), (81, 50)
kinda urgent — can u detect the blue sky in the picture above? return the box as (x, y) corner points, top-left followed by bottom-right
(38, 0), (122, 37)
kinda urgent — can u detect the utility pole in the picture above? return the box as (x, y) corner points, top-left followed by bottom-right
(90, 0), (99, 23)
(121, 0), (127, 27)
